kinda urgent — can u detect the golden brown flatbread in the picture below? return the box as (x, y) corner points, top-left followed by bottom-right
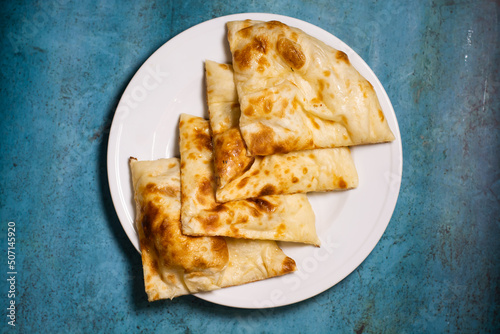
(227, 20), (395, 156)
(179, 113), (320, 245)
(205, 60), (358, 203)
(130, 157), (297, 301)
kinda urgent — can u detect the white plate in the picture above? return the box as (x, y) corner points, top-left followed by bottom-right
(107, 13), (402, 309)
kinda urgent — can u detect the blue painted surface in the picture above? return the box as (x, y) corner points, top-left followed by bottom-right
(0, 1), (498, 333)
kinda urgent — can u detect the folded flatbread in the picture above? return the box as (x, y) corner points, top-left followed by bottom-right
(205, 60), (358, 203)
(130, 157), (297, 301)
(179, 113), (320, 245)
(227, 20), (395, 156)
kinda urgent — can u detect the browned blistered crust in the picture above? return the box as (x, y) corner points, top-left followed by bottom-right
(212, 127), (255, 187)
(179, 115), (293, 226)
(227, 20), (395, 156)
(131, 157), (299, 301)
(134, 160), (228, 274)
(179, 113), (320, 246)
(277, 37), (306, 70)
(204, 60), (358, 204)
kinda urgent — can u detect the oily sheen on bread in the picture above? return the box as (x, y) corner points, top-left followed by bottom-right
(130, 157), (297, 301)
(178, 113), (320, 245)
(226, 20), (395, 156)
(205, 60), (358, 203)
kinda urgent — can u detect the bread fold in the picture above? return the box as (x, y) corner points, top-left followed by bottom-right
(130, 157), (296, 301)
(226, 20), (395, 156)
(179, 114), (320, 246)
(205, 60), (359, 203)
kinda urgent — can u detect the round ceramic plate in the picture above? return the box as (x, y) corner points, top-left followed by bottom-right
(107, 13), (402, 309)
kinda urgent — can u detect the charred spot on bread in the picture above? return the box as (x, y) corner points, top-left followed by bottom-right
(258, 184), (277, 197)
(199, 213), (221, 232)
(277, 37), (306, 70)
(338, 177), (347, 189)
(141, 201), (160, 241)
(335, 50), (350, 64)
(247, 197), (276, 214)
(233, 35), (270, 70)
(281, 257), (297, 273)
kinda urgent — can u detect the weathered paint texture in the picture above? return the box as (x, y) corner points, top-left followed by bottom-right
(0, 1), (498, 333)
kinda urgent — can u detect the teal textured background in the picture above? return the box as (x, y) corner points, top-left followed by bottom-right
(0, 0), (498, 333)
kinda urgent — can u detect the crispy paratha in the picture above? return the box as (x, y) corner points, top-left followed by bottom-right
(130, 157), (297, 301)
(205, 60), (358, 203)
(178, 113), (320, 245)
(226, 20), (395, 156)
